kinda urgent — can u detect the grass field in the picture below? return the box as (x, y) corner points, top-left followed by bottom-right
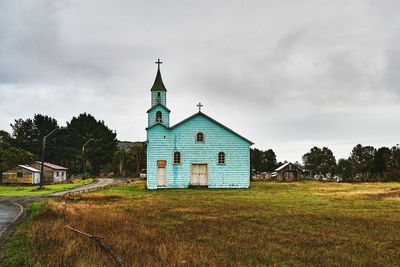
(3, 180), (400, 266)
(0, 178), (93, 196)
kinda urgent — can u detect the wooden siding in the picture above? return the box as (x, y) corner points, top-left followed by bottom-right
(276, 163), (303, 182)
(148, 105), (170, 128)
(2, 166), (36, 184)
(151, 91), (166, 106)
(147, 114), (251, 189)
(29, 163), (67, 184)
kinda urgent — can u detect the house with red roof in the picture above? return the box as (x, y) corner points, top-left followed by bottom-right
(30, 161), (68, 184)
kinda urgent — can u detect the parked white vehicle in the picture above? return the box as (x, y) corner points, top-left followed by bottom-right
(139, 169), (147, 179)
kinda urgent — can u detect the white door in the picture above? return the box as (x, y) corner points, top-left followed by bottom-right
(191, 164), (208, 186)
(157, 167), (166, 186)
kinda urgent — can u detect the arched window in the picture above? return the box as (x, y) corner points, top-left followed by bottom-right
(196, 132), (204, 143)
(156, 111), (162, 123)
(173, 151), (181, 164)
(218, 152), (225, 164)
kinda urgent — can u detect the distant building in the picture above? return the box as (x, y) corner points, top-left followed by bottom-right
(146, 60), (253, 189)
(272, 162), (303, 182)
(1, 165), (41, 184)
(30, 162), (68, 184)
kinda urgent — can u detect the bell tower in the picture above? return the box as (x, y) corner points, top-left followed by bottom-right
(147, 59), (170, 127)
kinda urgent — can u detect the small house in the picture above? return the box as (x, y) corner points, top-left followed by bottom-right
(273, 162), (303, 182)
(30, 161), (68, 184)
(1, 165), (41, 184)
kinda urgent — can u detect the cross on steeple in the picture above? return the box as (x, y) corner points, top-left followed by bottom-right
(197, 102), (203, 112)
(155, 58), (162, 69)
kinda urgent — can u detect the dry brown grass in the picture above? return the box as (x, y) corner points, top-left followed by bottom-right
(4, 181), (400, 266)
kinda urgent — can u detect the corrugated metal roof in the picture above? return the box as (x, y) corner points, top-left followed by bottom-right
(275, 162), (291, 171)
(275, 162), (304, 172)
(35, 161), (68, 170)
(18, 165), (40, 172)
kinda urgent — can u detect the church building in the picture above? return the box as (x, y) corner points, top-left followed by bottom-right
(146, 59), (253, 189)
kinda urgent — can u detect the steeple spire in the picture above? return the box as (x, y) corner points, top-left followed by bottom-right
(151, 58), (167, 91)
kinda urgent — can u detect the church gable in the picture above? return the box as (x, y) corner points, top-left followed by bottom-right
(171, 112), (253, 145)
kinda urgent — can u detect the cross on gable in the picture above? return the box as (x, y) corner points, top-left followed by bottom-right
(197, 102), (203, 112)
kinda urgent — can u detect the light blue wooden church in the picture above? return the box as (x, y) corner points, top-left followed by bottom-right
(146, 59), (253, 189)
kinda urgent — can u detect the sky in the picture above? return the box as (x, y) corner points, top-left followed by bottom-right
(1, 0), (399, 163)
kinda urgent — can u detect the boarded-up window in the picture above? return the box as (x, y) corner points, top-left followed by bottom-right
(196, 132), (204, 143)
(173, 152), (181, 164)
(218, 152), (225, 164)
(157, 160), (166, 167)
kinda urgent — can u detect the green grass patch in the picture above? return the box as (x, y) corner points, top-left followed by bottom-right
(0, 178), (93, 196)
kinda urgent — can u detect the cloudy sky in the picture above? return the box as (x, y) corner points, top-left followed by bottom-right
(1, 0), (399, 162)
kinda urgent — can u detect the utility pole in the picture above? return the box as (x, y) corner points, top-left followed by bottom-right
(39, 128), (59, 189)
(82, 138), (95, 179)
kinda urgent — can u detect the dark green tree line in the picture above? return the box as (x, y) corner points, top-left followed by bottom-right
(250, 148), (278, 172)
(5, 113), (118, 176)
(302, 147), (336, 176)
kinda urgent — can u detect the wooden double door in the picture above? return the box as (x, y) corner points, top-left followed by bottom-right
(190, 164), (208, 186)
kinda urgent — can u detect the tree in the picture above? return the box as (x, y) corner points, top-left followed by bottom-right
(386, 146), (400, 181)
(303, 147), (321, 176)
(65, 113), (117, 175)
(320, 147), (337, 175)
(350, 144), (375, 180)
(0, 130), (12, 147)
(129, 143), (146, 176)
(0, 147), (36, 170)
(10, 114), (60, 163)
(0, 130), (37, 174)
(251, 148), (278, 173)
(303, 146), (336, 176)
(263, 149), (277, 172)
(250, 148), (263, 173)
(112, 142), (146, 177)
(373, 147), (391, 180)
(336, 158), (354, 181)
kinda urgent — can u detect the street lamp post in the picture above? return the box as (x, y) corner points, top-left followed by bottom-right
(82, 138), (95, 179)
(39, 128), (59, 189)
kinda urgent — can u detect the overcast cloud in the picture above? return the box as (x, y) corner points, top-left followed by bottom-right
(1, 0), (399, 162)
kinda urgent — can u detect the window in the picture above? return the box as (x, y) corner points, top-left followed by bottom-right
(17, 172), (23, 178)
(57, 171), (60, 176)
(218, 152), (225, 164)
(156, 111), (162, 123)
(196, 132), (204, 143)
(156, 92), (161, 103)
(173, 151), (181, 164)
